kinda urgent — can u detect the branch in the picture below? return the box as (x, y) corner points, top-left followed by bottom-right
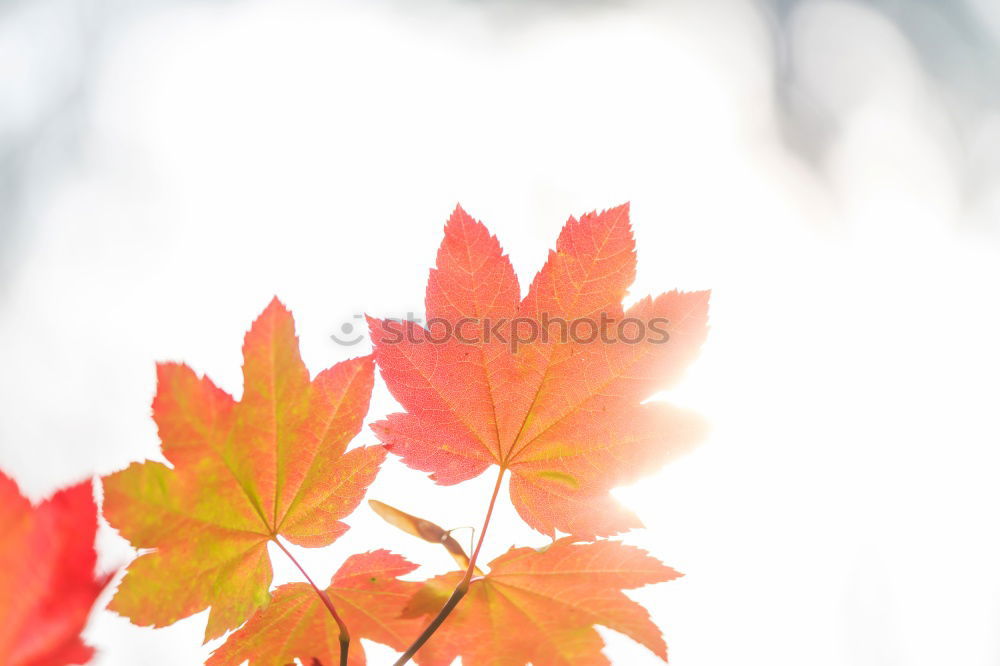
(273, 537), (351, 666)
(392, 466), (506, 666)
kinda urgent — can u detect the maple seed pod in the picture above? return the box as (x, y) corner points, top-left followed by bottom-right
(369, 499), (478, 572)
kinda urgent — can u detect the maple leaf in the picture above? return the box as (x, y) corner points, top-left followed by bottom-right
(0, 470), (111, 666)
(402, 538), (680, 666)
(102, 298), (386, 640)
(369, 204), (709, 538)
(207, 550), (425, 666)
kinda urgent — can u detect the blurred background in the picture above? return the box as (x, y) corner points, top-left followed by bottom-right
(2, 0), (1000, 663)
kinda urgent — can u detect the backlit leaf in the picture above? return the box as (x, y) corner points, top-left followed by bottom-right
(102, 298), (385, 640)
(404, 538), (680, 666)
(369, 205), (709, 537)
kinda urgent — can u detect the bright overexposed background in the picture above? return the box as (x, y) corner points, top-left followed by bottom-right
(3, 0), (1000, 664)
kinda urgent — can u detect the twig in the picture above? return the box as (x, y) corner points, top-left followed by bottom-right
(273, 537), (351, 666)
(392, 466), (506, 666)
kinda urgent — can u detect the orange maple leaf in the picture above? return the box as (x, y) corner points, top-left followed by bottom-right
(0, 471), (111, 666)
(207, 550), (424, 666)
(102, 298), (385, 640)
(369, 204), (709, 538)
(403, 538), (680, 666)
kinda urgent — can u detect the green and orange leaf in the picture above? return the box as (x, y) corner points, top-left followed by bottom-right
(369, 204), (709, 538)
(102, 298), (385, 640)
(404, 538), (680, 666)
(208, 550), (424, 666)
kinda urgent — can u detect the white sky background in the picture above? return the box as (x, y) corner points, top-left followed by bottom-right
(2, 0), (1000, 664)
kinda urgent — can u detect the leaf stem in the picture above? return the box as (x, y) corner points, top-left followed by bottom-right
(272, 537), (351, 666)
(392, 466), (506, 666)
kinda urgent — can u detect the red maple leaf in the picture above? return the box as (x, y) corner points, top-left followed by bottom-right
(369, 204), (709, 538)
(0, 470), (111, 666)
